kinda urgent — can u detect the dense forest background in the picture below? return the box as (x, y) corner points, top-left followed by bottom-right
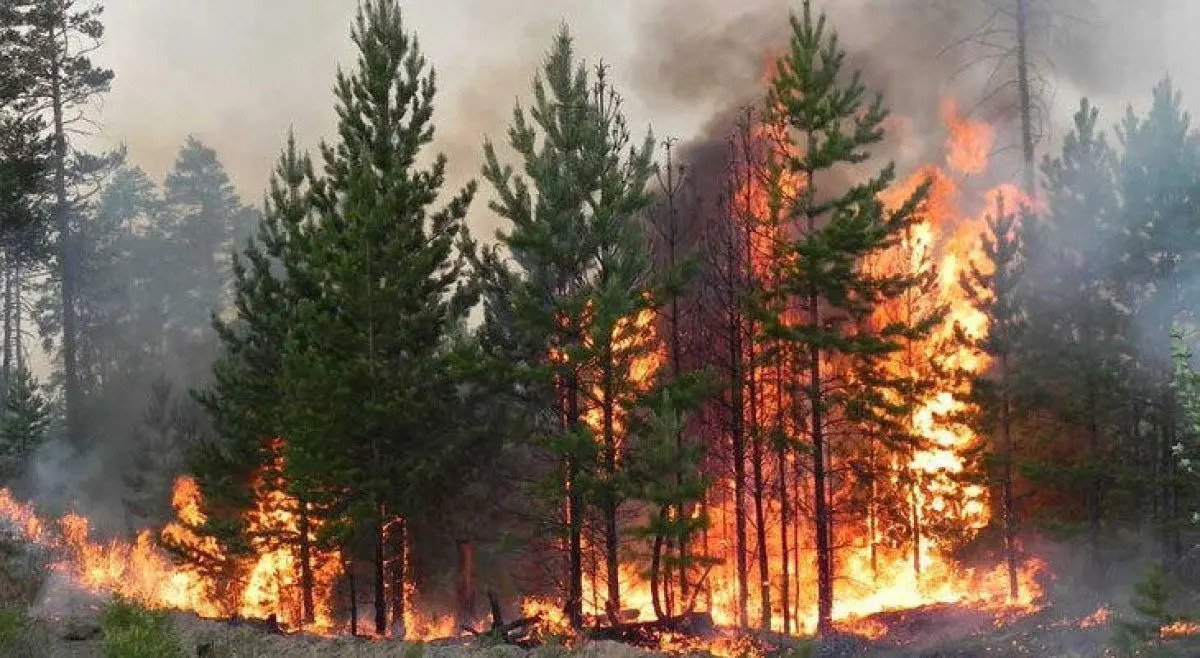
(5, 0), (1200, 645)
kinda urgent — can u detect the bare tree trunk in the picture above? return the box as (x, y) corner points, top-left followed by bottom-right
(390, 519), (407, 638)
(49, 20), (82, 445)
(566, 369), (585, 628)
(455, 539), (475, 631)
(3, 264), (12, 397)
(1159, 389), (1176, 567)
(374, 505), (387, 635)
(297, 498), (315, 625)
(600, 344), (621, 624)
(1001, 354), (1019, 600)
(13, 261), (20, 372)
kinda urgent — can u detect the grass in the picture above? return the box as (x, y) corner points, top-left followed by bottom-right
(0, 607), (28, 651)
(101, 597), (186, 658)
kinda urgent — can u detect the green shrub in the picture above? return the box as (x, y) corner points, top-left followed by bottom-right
(101, 597), (185, 658)
(0, 607), (27, 651)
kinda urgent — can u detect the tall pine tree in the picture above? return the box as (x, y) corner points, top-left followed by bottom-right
(281, 0), (477, 635)
(763, 1), (933, 632)
(477, 26), (656, 627)
(11, 0), (115, 445)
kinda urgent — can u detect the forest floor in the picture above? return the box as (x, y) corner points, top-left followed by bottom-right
(4, 531), (1200, 657)
(5, 601), (1200, 658)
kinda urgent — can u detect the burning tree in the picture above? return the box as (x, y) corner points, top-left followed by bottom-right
(477, 24), (662, 627)
(759, 1), (937, 633)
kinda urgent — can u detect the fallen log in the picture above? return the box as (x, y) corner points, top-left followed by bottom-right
(586, 611), (715, 647)
(463, 590), (540, 648)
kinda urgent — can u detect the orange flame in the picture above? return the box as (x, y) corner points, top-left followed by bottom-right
(0, 440), (344, 634)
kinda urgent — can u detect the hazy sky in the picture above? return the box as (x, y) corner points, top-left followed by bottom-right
(87, 0), (1200, 238)
(93, 1), (711, 213)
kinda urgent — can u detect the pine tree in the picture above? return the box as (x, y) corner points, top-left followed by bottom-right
(962, 198), (1025, 601)
(762, 1), (933, 632)
(0, 365), (49, 482)
(0, 5), (49, 404)
(1025, 98), (1129, 572)
(280, 0), (476, 636)
(477, 26), (655, 627)
(10, 0), (115, 445)
(191, 133), (317, 621)
(1117, 78), (1200, 562)
(75, 166), (161, 393)
(859, 207), (948, 581)
(0, 111), (48, 400)
(160, 136), (257, 370)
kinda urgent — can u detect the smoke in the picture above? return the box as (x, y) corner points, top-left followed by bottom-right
(623, 0), (1190, 178)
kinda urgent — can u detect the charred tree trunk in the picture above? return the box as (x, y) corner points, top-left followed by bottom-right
(809, 333), (832, 633)
(1000, 354), (1019, 600)
(868, 441), (879, 579)
(748, 361), (770, 631)
(391, 518), (407, 637)
(650, 527), (666, 619)
(297, 499), (315, 625)
(601, 346), (621, 624)
(1086, 407), (1103, 573)
(731, 313), (750, 630)
(777, 437), (790, 634)
(348, 558), (359, 636)
(455, 539), (476, 630)
(911, 475), (922, 575)
(566, 369), (585, 629)
(374, 506), (387, 635)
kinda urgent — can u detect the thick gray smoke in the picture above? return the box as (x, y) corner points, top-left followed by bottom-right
(623, 0), (1188, 178)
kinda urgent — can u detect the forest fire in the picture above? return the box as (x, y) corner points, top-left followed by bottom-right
(0, 441), (348, 634)
(0, 96), (1048, 652)
(689, 97), (1044, 635)
(519, 95), (1048, 645)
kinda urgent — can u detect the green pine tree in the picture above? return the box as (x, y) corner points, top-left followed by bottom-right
(1117, 78), (1200, 563)
(962, 198), (1026, 601)
(477, 26), (656, 627)
(1023, 98), (1130, 573)
(0, 366), (49, 482)
(189, 133), (317, 622)
(10, 0), (116, 445)
(280, 0), (476, 635)
(160, 137), (258, 379)
(761, 0), (933, 633)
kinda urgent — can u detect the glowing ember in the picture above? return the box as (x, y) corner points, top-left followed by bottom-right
(1160, 620), (1200, 638)
(1080, 605), (1111, 628)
